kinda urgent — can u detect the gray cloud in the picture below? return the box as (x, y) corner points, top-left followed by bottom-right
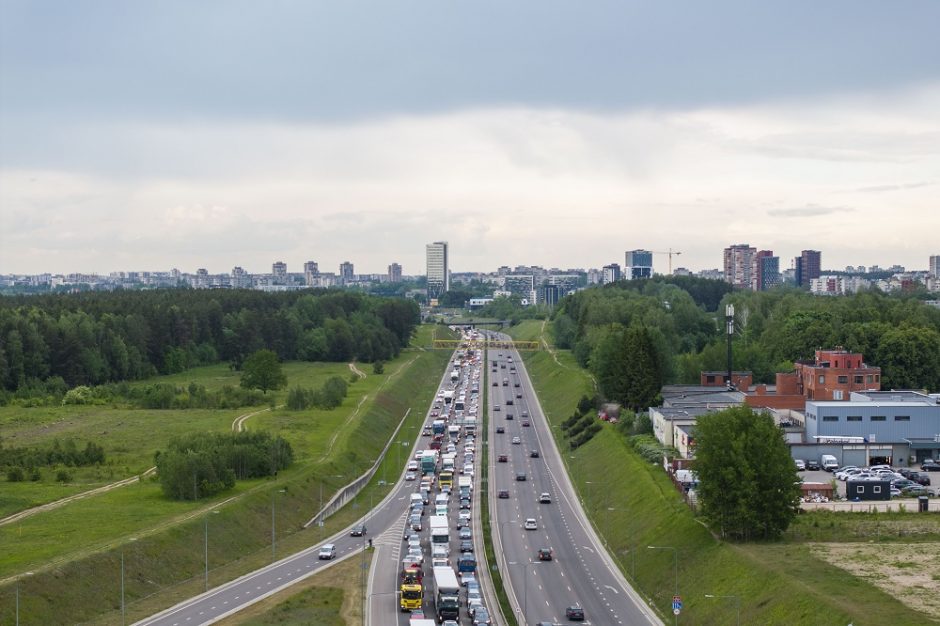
(856, 181), (934, 193)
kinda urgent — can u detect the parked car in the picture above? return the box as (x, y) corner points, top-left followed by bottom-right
(805, 459), (820, 471)
(794, 459), (806, 471)
(908, 472), (931, 486)
(902, 485), (931, 497)
(921, 461), (940, 472)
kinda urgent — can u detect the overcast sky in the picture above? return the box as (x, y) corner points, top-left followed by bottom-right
(1, 1), (939, 276)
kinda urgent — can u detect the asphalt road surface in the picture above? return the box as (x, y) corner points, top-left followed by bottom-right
(487, 334), (662, 626)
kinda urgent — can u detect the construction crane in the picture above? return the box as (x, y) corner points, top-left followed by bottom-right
(650, 249), (683, 275)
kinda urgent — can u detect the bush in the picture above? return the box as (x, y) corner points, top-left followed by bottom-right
(56, 469), (72, 483)
(372, 361), (385, 375)
(29, 467), (42, 481)
(7, 466), (25, 482)
(570, 423), (602, 449)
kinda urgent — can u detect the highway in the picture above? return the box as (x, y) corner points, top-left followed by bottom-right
(487, 334), (663, 626)
(136, 343), (464, 626)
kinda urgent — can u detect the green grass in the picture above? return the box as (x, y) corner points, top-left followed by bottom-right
(0, 325), (453, 625)
(507, 320), (933, 626)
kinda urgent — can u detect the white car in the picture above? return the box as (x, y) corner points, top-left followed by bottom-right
(512, 436), (521, 445)
(794, 459), (806, 471)
(523, 518), (537, 530)
(318, 544), (336, 560)
(405, 471), (416, 481)
(539, 492), (551, 504)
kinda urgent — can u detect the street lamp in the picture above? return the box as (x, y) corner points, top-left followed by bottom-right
(205, 510), (220, 591)
(705, 594), (741, 626)
(272, 488), (286, 560)
(15, 571), (33, 626)
(121, 538), (137, 626)
(508, 560), (543, 623)
(647, 545), (679, 625)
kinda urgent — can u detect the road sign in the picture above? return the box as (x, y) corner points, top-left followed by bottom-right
(672, 595), (682, 613)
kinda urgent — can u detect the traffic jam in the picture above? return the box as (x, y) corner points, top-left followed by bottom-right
(397, 328), (491, 626)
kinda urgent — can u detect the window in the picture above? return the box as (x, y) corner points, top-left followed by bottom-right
(847, 416), (862, 422)
(823, 416), (839, 422)
(895, 415), (911, 422)
(833, 390), (844, 400)
(873, 485), (881, 494)
(867, 375), (874, 384)
(854, 375), (864, 384)
(818, 375), (825, 384)
(705, 375), (715, 383)
(875, 374), (880, 382)
(871, 415), (886, 422)
(837, 375), (848, 384)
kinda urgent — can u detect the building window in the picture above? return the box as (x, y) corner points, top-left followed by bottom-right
(867, 375), (874, 383)
(875, 374), (880, 382)
(873, 485), (881, 494)
(895, 415), (910, 422)
(706, 375), (715, 383)
(847, 416), (862, 422)
(833, 390), (844, 400)
(854, 375), (864, 384)
(818, 375), (825, 384)
(837, 375), (848, 384)
(823, 416), (838, 422)
(871, 415), (886, 422)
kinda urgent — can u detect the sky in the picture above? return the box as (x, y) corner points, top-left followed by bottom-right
(1, 1), (939, 276)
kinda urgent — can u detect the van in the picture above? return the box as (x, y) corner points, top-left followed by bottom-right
(821, 454), (838, 471)
(318, 544), (336, 560)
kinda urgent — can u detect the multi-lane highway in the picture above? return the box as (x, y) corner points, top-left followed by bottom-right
(487, 334), (662, 626)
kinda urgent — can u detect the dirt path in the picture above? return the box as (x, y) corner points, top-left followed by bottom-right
(348, 362), (367, 379)
(231, 406), (275, 433)
(0, 466), (157, 528)
(538, 319), (597, 390)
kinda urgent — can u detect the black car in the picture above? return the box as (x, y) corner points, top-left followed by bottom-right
(506, 399), (514, 405)
(537, 547), (553, 561)
(566, 605), (585, 621)
(498, 489), (510, 498)
(921, 462), (940, 472)
(505, 413), (514, 420)
(530, 450), (540, 458)
(805, 459), (820, 471)
(908, 472), (932, 486)
(349, 524), (366, 537)
(460, 540), (474, 553)
(516, 472), (527, 481)
(496, 426), (505, 434)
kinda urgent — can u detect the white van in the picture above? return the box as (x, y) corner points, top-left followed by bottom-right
(821, 454), (838, 471)
(318, 544), (336, 560)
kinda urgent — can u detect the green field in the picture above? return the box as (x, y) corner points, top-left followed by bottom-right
(0, 325), (453, 625)
(508, 320), (934, 625)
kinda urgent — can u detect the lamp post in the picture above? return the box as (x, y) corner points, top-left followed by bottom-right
(508, 560), (542, 623)
(121, 538), (137, 626)
(205, 510), (220, 591)
(272, 488), (286, 560)
(15, 572), (34, 626)
(705, 594), (740, 626)
(648, 545), (678, 625)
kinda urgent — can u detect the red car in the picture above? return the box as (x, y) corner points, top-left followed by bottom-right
(498, 454), (508, 462)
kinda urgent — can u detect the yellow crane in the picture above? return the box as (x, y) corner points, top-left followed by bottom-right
(649, 248), (683, 275)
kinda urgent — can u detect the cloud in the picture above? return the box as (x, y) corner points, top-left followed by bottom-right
(767, 205), (855, 218)
(856, 181), (935, 193)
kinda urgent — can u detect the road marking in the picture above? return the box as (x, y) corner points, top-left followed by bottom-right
(604, 584), (620, 594)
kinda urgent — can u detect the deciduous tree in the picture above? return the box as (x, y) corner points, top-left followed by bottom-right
(239, 349), (287, 394)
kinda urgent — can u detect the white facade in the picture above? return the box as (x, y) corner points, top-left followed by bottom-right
(426, 241), (449, 299)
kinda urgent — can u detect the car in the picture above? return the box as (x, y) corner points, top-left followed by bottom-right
(497, 489), (510, 499)
(512, 436), (521, 445)
(459, 527), (472, 540)
(908, 472), (932, 486)
(318, 544), (336, 560)
(530, 449), (540, 458)
(472, 607), (492, 625)
(514, 382), (520, 387)
(506, 399), (514, 405)
(498, 454), (508, 462)
(460, 571), (477, 586)
(459, 509), (472, 522)
(537, 547), (553, 561)
(903, 485), (931, 497)
(460, 540), (475, 553)
(493, 405), (500, 411)
(523, 518), (537, 530)
(566, 605), (585, 621)
(539, 492), (551, 503)
(505, 413), (514, 420)
(794, 459), (806, 471)
(806, 459), (820, 471)
(496, 426), (505, 434)
(405, 471), (416, 481)
(409, 516), (422, 531)
(350, 524), (366, 537)
(409, 610), (427, 621)
(442, 621), (459, 626)
(460, 498), (471, 509)
(522, 420), (530, 427)
(456, 517), (469, 529)
(921, 461), (940, 472)
(516, 393), (522, 399)
(492, 381), (498, 387)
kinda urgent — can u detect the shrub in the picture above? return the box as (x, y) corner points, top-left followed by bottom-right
(372, 361), (385, 375)
(56, 469), (72, 483)
(7, 467), (25, 482)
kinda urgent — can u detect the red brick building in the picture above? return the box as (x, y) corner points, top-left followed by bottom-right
(792, 348), (881, 401)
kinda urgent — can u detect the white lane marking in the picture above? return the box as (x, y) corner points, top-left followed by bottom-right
(604, 584), (620, 594)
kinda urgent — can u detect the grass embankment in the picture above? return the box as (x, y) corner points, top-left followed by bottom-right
(507, 320), (932, 626)
(0, 326), (452, 625)
(219, 550), (372, 626)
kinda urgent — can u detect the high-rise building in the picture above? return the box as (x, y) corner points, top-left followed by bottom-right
(388, 262), (402, 283)
(537, 284), (560, 307)
(930, 255), (940, 277)
(602, 263), (621, 284)
(232, 266), (251, 289)
(624, 250), (653, 279)
(339, 262), (355, 284)
(303, 261), (319, 286)
(723, 244), (756, 289)
(751, 250), (780, 291)
(426, 241), (449, 300)
(795, 250), (821, 288)
(272, 261), (287, 282)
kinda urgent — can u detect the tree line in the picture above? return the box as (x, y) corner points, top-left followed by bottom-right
(0, 288), (419, 395)
(154, 430), (293, 501)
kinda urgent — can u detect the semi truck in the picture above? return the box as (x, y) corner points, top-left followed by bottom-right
(430, 514), (449, 548)
(421, 450), (437, 475)
(443, 390), (454, 404)
(432, 566), (460, 622)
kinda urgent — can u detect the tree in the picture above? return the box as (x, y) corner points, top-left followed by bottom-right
(240, 349), (287, 394)
(694, 406), (801, 540)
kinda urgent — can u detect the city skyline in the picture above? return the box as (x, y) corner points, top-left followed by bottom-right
(2, 2), (939, 274)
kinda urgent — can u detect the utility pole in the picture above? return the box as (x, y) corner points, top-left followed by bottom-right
(725, 303), (735, 388)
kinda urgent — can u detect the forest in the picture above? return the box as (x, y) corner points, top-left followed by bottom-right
(552, 278), (940, 406)
(0, 288), (419, 395)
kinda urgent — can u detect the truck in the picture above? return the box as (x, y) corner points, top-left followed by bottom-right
(441, 452), (457, 472)
(451, 369), (460, 382)
(399, 578), (422, 612)
(432, 419), (446, 436)
(443, 390), (454, 404)
(430, 514), (449, 548)
(457, 475), (472, 497)
(438, 469), (454, 489)
(447, 424), (460, 442)
(821, 454), (839, 472)
(421, 450), (437, 475)
(464, 416), (477, 434)
(432, 566), (460, 622)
